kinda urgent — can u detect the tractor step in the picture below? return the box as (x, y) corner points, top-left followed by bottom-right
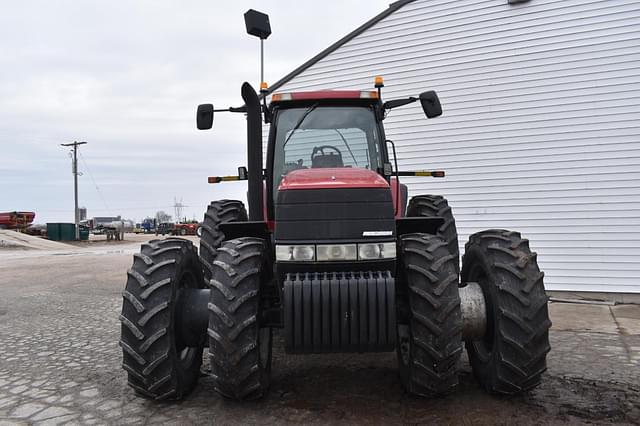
(283, 271), (396, 354)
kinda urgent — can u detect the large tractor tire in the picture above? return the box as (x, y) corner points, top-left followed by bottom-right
(199, 200), (248, 279)
(207, 237), (272, 400)
(461, 229), (551, 394)
(119, 238), (205, 400)
(406, 195), (459, 274)
(397, 233), (462, 397)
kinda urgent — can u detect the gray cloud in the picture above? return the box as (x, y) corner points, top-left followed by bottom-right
(0, 1), (389, 223)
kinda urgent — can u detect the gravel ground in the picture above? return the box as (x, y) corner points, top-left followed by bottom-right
(0, 235), (638, 425)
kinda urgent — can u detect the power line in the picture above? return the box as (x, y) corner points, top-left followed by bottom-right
(78, 150), (112, 215)
(24, 205), (191, 214)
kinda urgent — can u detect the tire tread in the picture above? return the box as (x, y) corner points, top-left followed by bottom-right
(462, 229), (551, 395)
(398, 233), (462, 397)
(119, 238), (204, 400)
(208, 237), (271, 400)
(407, 195), (460, 274)
(199, 200), (248, 280)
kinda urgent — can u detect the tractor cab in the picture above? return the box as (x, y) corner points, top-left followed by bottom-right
(268, 90), (386, 197)
(264, 90), (395, 267)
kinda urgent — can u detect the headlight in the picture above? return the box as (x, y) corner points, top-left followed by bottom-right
(316, 244), (357, 261)
(275, 242), (395, 262)
(358, 242), (396, 260)
(275, 245), (315, 261)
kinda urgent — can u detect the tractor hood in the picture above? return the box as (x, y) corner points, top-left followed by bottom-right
(275, 168), (395, 242)
(278, 168), (389, 191)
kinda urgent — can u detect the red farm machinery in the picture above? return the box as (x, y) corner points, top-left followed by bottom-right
(119, 10), (550, 401)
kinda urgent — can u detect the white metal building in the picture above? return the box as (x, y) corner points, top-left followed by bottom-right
(267, 0), (640, 295)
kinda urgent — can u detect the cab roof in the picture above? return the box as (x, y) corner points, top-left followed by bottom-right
(270, 90), (379, 104)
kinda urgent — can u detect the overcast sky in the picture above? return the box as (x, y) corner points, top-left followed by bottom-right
(0, 1), (390, 224)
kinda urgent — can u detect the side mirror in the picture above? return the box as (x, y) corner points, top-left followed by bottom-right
(419, 91), (442, 118)
(197, 104), (214, 130)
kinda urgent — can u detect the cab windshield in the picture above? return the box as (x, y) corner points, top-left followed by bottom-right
(272, 106), (383, 193)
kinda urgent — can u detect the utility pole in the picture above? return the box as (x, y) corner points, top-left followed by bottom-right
(61, 141), (87, 240)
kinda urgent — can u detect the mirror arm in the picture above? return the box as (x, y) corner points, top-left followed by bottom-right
(216, 106), (247, 113)
(383, 97), (418, 110)
(207, 106), (247, 113)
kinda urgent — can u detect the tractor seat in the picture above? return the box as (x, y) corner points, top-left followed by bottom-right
(311, 153), (344, 168)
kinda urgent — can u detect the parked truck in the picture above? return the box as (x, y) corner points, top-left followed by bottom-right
(141, 218), (157, 234)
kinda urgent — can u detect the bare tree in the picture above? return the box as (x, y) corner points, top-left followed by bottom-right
(155, 210), (172, 223)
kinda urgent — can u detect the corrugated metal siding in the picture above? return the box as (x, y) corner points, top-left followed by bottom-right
(272, 0), (640, 293)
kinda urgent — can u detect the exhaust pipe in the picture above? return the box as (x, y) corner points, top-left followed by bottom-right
(241, 82), (264, 221)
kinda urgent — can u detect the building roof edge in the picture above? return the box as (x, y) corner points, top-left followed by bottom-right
(266, 0), (416, 95)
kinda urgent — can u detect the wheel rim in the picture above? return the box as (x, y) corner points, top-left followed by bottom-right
(466, 262), (495, 362)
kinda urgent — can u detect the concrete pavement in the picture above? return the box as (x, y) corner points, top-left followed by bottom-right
(0, 244), (638, 425)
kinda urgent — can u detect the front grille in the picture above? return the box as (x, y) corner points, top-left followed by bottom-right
(275, 187), (395, 241)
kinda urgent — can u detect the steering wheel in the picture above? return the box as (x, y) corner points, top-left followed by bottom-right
(311, 145), (343, 161)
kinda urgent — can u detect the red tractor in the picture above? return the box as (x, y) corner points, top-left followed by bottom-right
(119, 79), (550, 401)
(119, 11), (550, 402)
(174, 222), (199, 236)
